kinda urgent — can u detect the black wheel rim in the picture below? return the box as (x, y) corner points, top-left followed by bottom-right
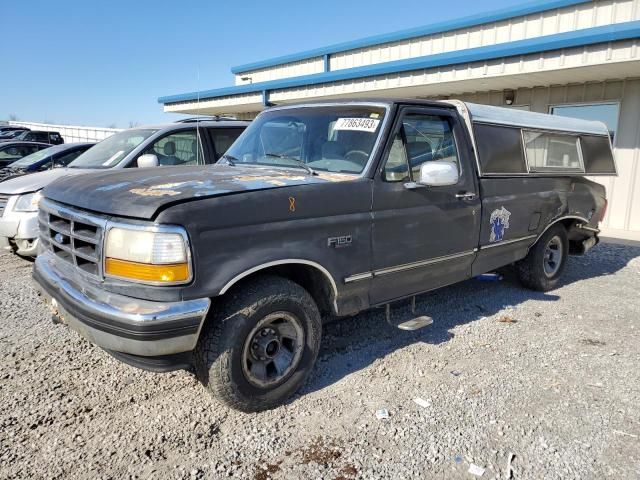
(543, 235), (563, 278)
(242, 311), (304, 388)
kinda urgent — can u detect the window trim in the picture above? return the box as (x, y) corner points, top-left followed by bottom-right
(520, 128), (586, 174)
(380, 106), (463, 184)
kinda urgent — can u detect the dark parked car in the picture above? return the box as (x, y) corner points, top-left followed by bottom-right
(0, 128), (29, 140)
(0, 141), (51, 168)
(0, 143), (95, 182)
(0, 126), (29, 134)
(7, 130), (64, 145)
(32, 99), (616, 411)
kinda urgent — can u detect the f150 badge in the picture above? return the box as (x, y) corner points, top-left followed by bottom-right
(328, 235), (352, 248)
(489, 207), (511, 243)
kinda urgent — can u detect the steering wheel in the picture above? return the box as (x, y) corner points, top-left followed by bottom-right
(344, 150), (369, 164)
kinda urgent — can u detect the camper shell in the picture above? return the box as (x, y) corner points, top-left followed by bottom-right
(455, 101), (616, 177)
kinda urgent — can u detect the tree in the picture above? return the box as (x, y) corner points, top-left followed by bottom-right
(128, 121), (139, 129)
(8, 113), (18, 121)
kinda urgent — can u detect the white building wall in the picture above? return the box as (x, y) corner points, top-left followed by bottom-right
(8, 121), (120, 143)
(233, 0), (640, 84)
(234, 58), (325, 85)
(330, 0), (640, 71)
(264, 39), (639, 102)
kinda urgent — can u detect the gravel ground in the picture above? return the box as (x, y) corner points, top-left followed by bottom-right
(1, 244), (639, 480)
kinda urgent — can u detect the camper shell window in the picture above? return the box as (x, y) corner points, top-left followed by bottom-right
(580, 134), (617, 174)
(474, 123), (527, 175)
(472, 123), (616, 177)
(522, 130), (584, 173)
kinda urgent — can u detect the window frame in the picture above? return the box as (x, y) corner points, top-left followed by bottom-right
(380, 107), (463, 184)
(520, 128), (586, 174)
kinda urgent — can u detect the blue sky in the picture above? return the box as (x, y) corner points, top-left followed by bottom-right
(3, 0), (515, 128)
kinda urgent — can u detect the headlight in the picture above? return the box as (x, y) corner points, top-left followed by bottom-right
(104, 226), (191, 284)
(13, 191), (42, 212)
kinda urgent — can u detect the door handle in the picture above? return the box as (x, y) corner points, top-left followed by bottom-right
(455, 192), (477, 200)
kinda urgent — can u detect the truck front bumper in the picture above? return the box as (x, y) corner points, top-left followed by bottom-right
(33, 254), (211, 363)
(0, 211), (39, 256)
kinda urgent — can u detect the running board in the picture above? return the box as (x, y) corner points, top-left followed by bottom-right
(397, 316), (434, 331)
(385, 297), (434, 331)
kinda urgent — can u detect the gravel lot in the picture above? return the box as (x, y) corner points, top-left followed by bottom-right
(1, 244), (639, 480)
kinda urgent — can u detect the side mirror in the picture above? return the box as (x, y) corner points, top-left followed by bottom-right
(137, 154), (159, 168)
(404, 161), (459, 190)
(421, 161), (459, 185)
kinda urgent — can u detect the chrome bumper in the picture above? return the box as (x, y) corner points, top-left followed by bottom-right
(33, 254), (210, 357)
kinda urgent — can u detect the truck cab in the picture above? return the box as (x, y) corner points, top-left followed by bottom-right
(32, 99), (616, 412)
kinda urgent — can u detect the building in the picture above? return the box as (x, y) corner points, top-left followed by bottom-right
(159, 0), (640, 240)
(8, 121), (120, 143)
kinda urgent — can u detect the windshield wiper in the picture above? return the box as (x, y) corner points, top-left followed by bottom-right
(265, 153), (318, 176)
(219, 154), (239, 166)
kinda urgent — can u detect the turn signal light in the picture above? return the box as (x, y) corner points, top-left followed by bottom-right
(105, 258), (190, 284)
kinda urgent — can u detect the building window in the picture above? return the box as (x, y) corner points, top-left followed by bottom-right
(550, 103), (620, 144)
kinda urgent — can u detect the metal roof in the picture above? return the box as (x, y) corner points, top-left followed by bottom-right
(159, 21), (640, 106)
(230, 0), (592, 74)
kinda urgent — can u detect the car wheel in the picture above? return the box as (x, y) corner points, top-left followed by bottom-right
(516, 224), (569, 292)
(194, 275), (321, 412)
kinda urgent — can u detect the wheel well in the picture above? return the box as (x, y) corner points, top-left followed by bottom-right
(221, 264), (336, 315)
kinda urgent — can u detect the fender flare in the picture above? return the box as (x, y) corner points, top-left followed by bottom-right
(528, 214), (590, 250)
(218, 259), (339, 310)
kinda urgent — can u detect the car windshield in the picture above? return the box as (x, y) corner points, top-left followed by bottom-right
(222, 105), (386, 174)
(1, 130), (22, 138)
(69, 129), (157, 169)
(9, 146), (55, 167)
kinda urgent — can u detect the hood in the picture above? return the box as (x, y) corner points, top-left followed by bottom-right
(0, 167), (26, 183)
(0, 168), (93, 195)
(43, 165), (356, 219)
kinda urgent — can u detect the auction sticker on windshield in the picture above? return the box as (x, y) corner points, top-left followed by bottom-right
(334, 118), (380, 132)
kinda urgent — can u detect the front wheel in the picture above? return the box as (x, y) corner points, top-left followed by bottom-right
(194, 275), (321, 412)
(516, 224), (569, 292)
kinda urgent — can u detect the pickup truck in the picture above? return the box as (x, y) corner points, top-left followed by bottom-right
(32, 99), (616, 412)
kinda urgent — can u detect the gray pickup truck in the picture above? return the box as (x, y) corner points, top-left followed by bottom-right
(33, 99), (616, 412)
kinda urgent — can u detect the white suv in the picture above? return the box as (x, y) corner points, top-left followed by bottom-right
(0, 119), (248, 256)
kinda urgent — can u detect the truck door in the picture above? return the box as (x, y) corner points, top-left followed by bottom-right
(369, 106), (480, 305)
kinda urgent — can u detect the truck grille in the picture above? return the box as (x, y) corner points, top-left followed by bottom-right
(0, 194), (9, 217)
(38, 199), (107, 277)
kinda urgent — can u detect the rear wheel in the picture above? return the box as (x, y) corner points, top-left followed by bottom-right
(516, 224), (569, 292)
(194, 275), (321, 412)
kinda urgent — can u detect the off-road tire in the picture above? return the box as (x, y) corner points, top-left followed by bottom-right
(194, 275), (321, 412)
(516, 224), (569, 292)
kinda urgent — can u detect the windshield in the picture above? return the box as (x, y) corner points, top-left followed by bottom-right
(223, 105), (386, 174)
(69, 129), (157, 169)
(1, 130), (23, 139)
(9, 146), (54, 168)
